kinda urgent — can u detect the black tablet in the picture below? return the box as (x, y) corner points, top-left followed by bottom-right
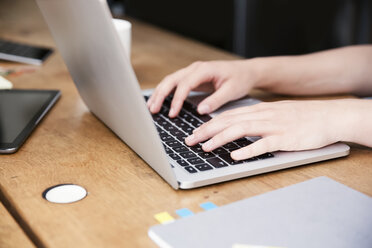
(0, 89), (61, 153)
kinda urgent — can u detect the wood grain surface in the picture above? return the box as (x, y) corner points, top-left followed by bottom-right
(0, 201), (35, 248)
(0, 0), (371, 247)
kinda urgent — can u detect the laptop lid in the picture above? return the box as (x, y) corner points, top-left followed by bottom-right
(36, 0), (179, 189)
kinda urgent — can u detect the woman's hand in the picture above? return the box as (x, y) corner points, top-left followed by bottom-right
(185, 99), (369, 160)
(147, 60), (263, 118)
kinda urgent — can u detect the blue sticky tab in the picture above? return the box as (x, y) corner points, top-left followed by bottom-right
(200, 202), (218, 210)
(176, 208), (194, 218)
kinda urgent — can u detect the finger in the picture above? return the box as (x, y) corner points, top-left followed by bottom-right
(148, 67), (189, 113)
(201, 124), (248, 152)
(169, 83), (191, 117)
(187, 116), (272, 148)
(169, 65), (214, 117)
(201, 122), (272, 151)
(231, 136), (278, 160)
(192, 107), (272, 137)
(186, 113), (243, 146)
(149, 77), (178, 113)
(197, 83), (235, 114)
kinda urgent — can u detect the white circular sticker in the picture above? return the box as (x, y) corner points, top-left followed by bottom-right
(43, 184), (87, 204)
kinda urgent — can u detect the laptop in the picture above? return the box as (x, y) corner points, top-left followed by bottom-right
(36, 0), (350, 189)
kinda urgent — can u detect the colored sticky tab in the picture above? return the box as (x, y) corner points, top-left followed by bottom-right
(176, 208), (194, 218)
(200, 201), (218, 210)
(232, 244), (286, 248)
(154, 212), (175, 224)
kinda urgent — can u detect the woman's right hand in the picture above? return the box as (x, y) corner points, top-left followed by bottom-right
(147, 59), (263, 118)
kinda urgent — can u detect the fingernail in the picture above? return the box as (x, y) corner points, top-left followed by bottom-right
(231, 150), (244, 160)
(202, 140), (213, 151)
(169, 108), (175, 117)
(150, 104), (156, 113)
(198, 104), (210, 115)
(185, 134), (195, 144)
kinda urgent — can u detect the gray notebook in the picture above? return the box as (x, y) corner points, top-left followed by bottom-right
(149, 177), (372, 248)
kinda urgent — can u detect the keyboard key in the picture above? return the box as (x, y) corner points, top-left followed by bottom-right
(184, 166), (198, 173)
(198, 152), (215, 159)
(179, 110), (191, 119)
(176, 135), (187, 142)
(187, 157), (204, 165)
(173, 146), (189, 153)
(160, 106), (169, 115)
(227, 147), (240, 152)
(222, 142), (239, 149)
(164, 125), (178, 132)
(177, 160), (189, 167)
(195, 163), (213, 171)
(169, 153), (181, 160)
(160, 135), (174, 142)
(159, 120), (171, 128)
(181, 126), (194, 135)
(180, 151), (197, 159)
(152, 115), (162, 122)
(183, 101), (196, 112)
(197, 114), (211, 122)
(169, 117), (183, 125)
(190, 144), (203, 153)
(166, 140), (182, 147)
(219, 153), (245, 165)
(257, 153), (274, 160)
(157, 129), (167, 136)
(243, 157), (258, 162)
(236, 139), (253, 147)
(185, 115), (197, 123)
(178, 121), (188, 128)
(164, 146), (172, 154)
(189, 119), (202, 127)
(206, 157), (228, 168)
(170, 130), (185, 137)
(212, 147), (228, 155)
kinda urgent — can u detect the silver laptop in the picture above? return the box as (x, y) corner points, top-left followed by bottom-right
(36, 0), (350, 189)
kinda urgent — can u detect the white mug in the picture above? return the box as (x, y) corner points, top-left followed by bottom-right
(112, 18), (132, 59)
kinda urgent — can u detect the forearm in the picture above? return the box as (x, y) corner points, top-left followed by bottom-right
(253, 45), (372, 96)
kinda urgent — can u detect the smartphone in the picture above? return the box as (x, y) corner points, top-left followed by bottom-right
(0, 39), (53, 65)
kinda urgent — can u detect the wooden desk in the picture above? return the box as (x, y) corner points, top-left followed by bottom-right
(1, 0), (371, 247)
(0, 201), (35, 248)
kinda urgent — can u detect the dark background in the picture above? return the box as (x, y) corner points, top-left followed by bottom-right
(108, 0), (372, 58)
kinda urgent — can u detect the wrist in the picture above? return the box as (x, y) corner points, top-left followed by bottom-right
(328, 99), (372, 146)
(247, 56), (295, 91)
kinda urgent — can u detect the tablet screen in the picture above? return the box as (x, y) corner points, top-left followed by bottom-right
(0, 89), (60, 153)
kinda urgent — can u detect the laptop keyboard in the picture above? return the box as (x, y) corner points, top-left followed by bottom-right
(145, 95), (274, 174)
